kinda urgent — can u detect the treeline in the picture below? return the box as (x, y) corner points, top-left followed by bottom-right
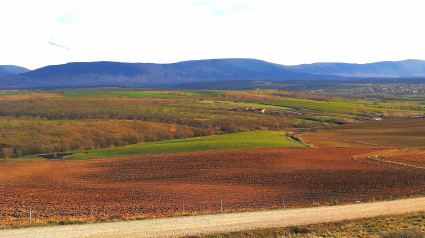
(0, 98), (304, 132)
(0, 119), (211, 159)
(0, 94), (347, 159)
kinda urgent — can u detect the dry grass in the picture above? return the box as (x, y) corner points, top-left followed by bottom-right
(191, 211), (425, 237)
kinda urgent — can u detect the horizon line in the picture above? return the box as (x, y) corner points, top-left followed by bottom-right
(2, 58), (425, 71)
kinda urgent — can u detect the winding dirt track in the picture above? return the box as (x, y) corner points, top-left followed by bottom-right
(1, 197), (425, 238)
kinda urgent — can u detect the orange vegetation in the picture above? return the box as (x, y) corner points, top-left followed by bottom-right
(0, 94), (63, 101)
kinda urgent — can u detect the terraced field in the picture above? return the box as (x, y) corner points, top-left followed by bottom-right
(68, 131), (305, 159)
(0, 148), (424, 226)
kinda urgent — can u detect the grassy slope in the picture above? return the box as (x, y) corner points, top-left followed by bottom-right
(69, 131), (305, 159)
(260, 98), (424, 116)
(1, 119), (207, 160)
(191, 211), (425, 238)
(198, 100), (291, 111)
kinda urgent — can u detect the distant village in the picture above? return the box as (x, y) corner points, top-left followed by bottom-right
(349, 84), (425, 96)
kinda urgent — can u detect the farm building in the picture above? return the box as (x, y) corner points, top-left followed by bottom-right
(233, 107), (266, 113)
(244, 107), (265, 113)
(410, 114), (425, 118)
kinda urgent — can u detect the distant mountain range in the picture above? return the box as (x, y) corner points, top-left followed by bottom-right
(1, 59), (425, 89)
(287, 59), (425, 78)
(0, 65), (29, 77)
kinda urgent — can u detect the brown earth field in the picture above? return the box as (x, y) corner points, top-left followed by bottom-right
(378, 149), (425, 168)
(299, 118), (425, 148)
(0, 148), (424, 227)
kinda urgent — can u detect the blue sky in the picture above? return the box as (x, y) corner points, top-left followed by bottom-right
(1, 0), (425, 69)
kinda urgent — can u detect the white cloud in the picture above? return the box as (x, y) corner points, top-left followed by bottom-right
(0, 0), (425, 69)
(55, 11), (81, 24)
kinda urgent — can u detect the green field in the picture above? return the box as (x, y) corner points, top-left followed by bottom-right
(260, 98), (423, 116)
(198, 100), (292, 111)
(68, 131), (306, 159)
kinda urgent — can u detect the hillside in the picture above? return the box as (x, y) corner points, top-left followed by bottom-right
(0, 65), (29, 77)
(68, 131), (305, 159)
(2, 59), (425, 89)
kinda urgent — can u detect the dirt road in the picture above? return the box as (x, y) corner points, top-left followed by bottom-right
(1, 197), (425, 238)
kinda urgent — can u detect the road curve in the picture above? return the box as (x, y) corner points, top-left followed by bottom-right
(1, 197), (425, 238)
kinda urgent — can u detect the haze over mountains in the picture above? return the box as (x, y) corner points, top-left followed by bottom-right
(0, 65), (29, 77)
(287, 59), (425, 78)
(1, 59), (425, 89)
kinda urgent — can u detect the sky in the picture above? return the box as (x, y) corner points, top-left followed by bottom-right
(1, 0), (425, 70)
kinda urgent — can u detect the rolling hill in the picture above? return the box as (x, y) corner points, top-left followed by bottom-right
(0, 59), (325, 88)
(68, 131), (306, 160)
(1, 59), (425, 89)
(0, 65), (29, 77)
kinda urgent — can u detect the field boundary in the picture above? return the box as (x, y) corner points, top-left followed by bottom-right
(66, 131), (306, 160)
(350, 149), (425, 172)
(369, 157), (425, 170)
(315, 137), (392, 148)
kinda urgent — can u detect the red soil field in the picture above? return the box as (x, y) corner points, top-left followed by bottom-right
(0, 148), (424, 226)
(380, 149), (425, 168)
(299, 118), (425, 148)
(350, 149), (425, 172)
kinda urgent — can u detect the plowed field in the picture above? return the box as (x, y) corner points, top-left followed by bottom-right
(300, 118), (425, 148)
(0, 148), (424, 226)
(378, 149), (425, 169)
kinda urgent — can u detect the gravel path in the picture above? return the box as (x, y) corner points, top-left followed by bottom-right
(1, 197), (425, 238)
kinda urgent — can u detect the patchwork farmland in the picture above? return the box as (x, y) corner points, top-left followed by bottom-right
(0, 89), (424, 229)
(68, 131), (305, 159)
